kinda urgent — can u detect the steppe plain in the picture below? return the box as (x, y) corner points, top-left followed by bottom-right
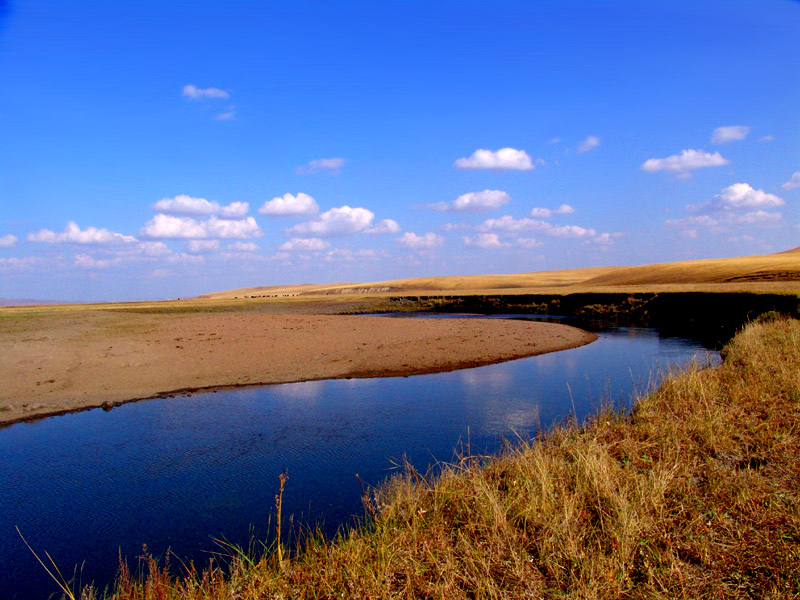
(2, 248), (799, 426)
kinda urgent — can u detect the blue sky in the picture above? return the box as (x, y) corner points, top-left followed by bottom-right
(1, 0), (799, 301)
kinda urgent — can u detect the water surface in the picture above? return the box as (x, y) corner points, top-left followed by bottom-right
(0, 321), (716, 599)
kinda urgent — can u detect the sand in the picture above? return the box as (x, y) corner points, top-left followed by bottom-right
(0, 309), (595, 426)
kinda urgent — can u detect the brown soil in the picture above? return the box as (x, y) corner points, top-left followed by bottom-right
(0, 310), (595, 426)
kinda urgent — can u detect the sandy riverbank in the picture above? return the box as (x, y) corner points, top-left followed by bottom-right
(0, 309), (595, 426)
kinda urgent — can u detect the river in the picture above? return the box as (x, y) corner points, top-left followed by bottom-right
(0, 317), (718, 599)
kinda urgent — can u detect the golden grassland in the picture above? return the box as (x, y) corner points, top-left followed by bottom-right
(62, 315), (800, 599)
(2, 249), (799, 324)
(198, 247), (800, 300)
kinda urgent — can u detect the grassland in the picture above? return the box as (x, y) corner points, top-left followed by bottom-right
(198, 247), (800, 299)
(63, 315), (800, 599)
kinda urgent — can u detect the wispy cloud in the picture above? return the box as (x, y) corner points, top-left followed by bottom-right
(783, 172), (800, 191)
(666, 211), (781, 238)
(576, 135), (600, 154)
(296, 157), (346, 175)
(454, 148), (534, 170)
(215, 108), (236, 121)
(182, 84), (229, 100)
(641, 149), (728, 175)
(259, 193), (319, 217)
(478, 215), (596, 238)
(529, 204), (575, 218)
(462, 233), (508, 249)
(0, 234), (17, 248)
(711, 125), (750, 144)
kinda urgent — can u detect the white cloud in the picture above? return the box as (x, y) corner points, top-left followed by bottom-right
(478, 215), (544, 233)
(166, 253), (206, 266)
(711, 125), (750, 144)
(478, 215), (597, 239)
(439, 223), (470, 232)
(727, 235), (755, 244)
(454, 148), (534, 170)
(228, 242), (259, 252)
(758, 135), (775, 143)
(589, 232), (622, 245)
(0, 234), (17, 248)
(215, 110), (236, 121)
(140, 214), (262, 239)
(0, 256), (43, 271)
(139, 241), (172, 257)
(140, 215), (207, 239)
(431, 190), (511, 212)
(73, 254), (121, 269)
(325, 248), (383, 262)
(783, 172), (800, 191)
(259, 193), (319, 217)
(279, 237), (330, 251)
(547, 224), (597, 239)
(28, 222), (136, 245)
(463, 233), (508, 249)
(365, 219), (401, 234)
(288, 206), (374, 237)
(204, 216), (263, 239)
(665, 215), (719, 230)
(530, 204), (575, 218)
(728, 210), (781, 226)
(690, 183), (784, 214)
(516, 237), (543, 249)
(296, 158), (346, 175)
(183, 84), (229, 100)
(666, 210), (781, 237)
(186, 240), (220, 254)
(153, 194), (249, 218)
(397, 232), (444, 250)
(576, 135), (600, 154)
(641, 149), (729, 174)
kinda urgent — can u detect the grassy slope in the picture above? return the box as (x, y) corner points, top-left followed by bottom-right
(198, 248), (800, 300)
(81, 316), (800, 599)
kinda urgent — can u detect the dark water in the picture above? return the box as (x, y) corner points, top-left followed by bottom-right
(0, 320), (717, 599)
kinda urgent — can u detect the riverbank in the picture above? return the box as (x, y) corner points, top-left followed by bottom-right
(0, 306), (594, 426)
(80, 315), (799, 599)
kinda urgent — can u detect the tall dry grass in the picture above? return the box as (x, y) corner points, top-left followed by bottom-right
(73, 317), (800, 599)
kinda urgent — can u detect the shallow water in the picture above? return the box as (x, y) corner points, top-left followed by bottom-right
(0, 320), (716, 599)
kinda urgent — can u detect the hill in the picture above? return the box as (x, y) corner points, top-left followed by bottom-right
(199, 248), (800, 300)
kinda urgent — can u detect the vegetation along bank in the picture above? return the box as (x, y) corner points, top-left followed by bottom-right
(67, 315), (800, 599)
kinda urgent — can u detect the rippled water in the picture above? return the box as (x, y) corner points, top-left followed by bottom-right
(0, 321), (716, 599)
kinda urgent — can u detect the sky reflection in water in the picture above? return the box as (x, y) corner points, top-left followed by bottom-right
(0, 324), (716, 599)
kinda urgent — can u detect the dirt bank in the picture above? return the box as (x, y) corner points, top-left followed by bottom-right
(0, 310), (595, 425)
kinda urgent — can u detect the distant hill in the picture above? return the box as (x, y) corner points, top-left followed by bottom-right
(0, 298), (67, 307)
(199, 248), (800, 300)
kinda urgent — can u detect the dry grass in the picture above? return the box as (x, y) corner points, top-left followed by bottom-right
(197, 248), (800, 299)
(68, 316), (800, 599)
